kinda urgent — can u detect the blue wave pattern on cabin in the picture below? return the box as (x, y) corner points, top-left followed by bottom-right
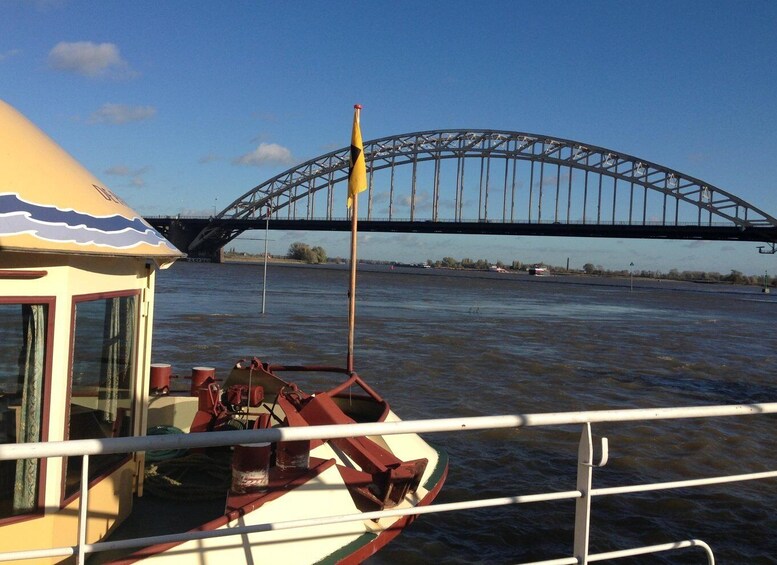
(0, 192), (177, 251)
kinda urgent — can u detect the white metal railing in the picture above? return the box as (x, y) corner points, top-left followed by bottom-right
(2, 402), (777, 564)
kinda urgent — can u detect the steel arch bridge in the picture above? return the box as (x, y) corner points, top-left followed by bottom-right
(149, 129), (777, 259)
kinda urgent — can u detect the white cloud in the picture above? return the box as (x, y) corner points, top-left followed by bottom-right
(0, 49), (21, 62)
(687, 152), (706, 164)
(30, 0), (66, 13)
(104, 164), (149, 187)
(105, 166), (128, 176)
(48, 41), (136, 78)
(88, 103), (156, 125)
(255, 112), (279, 123)
(400, 192), (430, 208)
(198, 153), (221, 164)
(234, 143), (294, 167)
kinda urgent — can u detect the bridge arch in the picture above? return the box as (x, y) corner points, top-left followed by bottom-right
(189, 129), (777, 253)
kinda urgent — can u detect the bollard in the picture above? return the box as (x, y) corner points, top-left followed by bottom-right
(231, 443), (271, 493)
(190, 366), (216, 396)
(149, 363), (171, 394)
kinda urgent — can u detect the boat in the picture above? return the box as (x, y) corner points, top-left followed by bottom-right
(0, 100), (447, 563)
(528, 267), (549, 276)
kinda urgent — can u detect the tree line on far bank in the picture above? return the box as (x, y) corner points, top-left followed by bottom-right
(425, 257), (772, 287)
(579, 264), (772, 286)
(286, 242), (327, 264)
(229, 242), (774, 287)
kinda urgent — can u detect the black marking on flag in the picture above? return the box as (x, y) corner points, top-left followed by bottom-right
(349, 145), (362, 179)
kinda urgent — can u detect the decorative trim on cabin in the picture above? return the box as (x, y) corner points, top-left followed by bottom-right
(0, 192), (179, 253)
(0, 270), (47, 279)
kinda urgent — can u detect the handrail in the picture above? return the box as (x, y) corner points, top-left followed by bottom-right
(3, 402), (776, 461)
(525, 539), (715, 565)
(3, 401), (776, 563)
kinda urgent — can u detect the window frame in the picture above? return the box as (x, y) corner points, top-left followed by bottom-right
(0, 296), (55, 525)
(61, 289), (141, 507)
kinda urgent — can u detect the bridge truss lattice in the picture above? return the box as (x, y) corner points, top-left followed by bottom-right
(190, 129), (777, 252)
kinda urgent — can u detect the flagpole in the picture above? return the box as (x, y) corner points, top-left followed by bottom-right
(261, 205), (271, 314)
(347, 183), (358, 373)
(346, 104), (364, 373)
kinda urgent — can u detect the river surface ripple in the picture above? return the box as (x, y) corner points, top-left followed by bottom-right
(153, 262), (777, 565)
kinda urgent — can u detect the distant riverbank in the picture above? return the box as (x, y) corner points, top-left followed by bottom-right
(223, 253), (301, 265)
(219, 252), (772, 290)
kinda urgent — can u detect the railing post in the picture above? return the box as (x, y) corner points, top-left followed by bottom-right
(77, 454), (90, 565)
(573, 423), (594, 564)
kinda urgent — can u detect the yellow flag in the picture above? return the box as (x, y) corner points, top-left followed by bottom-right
(347, 105), (367, 208)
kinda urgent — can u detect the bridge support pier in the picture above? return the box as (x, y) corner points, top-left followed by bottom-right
(160, 219), (224, 263)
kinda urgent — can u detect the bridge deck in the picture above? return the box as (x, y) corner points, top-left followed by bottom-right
(146, 216), (777, 258)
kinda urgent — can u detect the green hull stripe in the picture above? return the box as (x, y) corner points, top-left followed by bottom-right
(423, 445), (448, 490)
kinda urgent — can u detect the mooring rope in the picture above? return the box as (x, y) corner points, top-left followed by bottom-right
(144, 452), (231, 500)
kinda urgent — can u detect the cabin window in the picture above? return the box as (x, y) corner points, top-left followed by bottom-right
(65, 294), (137, 498)
(0, 302), (49, 519)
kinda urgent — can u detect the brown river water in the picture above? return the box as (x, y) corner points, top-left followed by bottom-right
(153, 261), (777, 564)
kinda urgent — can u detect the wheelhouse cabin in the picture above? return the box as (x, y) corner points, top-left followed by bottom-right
(0, 100), (181, 559)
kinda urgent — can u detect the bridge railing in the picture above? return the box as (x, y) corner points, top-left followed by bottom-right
(3, 403), (775, 563)
(147, 214), (742, 227)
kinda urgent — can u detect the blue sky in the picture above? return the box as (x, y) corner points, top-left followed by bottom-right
(3, 0), (777, 274)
